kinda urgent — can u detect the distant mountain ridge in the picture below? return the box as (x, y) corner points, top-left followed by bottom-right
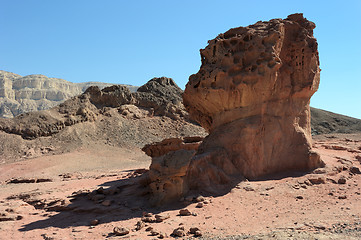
(0, 70), (137, 118)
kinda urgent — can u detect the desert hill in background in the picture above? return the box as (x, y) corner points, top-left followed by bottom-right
(0, 70), (137, 118)
(0, 76), (206, 163)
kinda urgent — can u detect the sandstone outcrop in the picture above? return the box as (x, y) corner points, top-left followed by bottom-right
(184, 13), (324, 188)
(0, 70), (136, 118)
(143, 137), (203, 204)
(147, 13), (325, 203)
(142, 136), (203, 158)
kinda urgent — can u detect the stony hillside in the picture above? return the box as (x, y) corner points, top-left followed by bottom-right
(311, 107), (361, 135)
(0, 70), (137, 118)
(0, 77), (206, 162)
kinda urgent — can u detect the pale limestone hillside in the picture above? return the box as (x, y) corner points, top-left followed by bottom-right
(0, 70), (137, 118)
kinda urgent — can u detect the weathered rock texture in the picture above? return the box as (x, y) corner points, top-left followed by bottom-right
(142, 137), (203, 158)
(0, 70), (137, 118)
(146, 14), (325, 203)
(184, 13), (324, 186)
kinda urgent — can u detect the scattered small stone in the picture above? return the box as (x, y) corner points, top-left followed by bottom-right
(155, 214), (170, 223)
(203, 200), (209, 204)
(101, 200), (112, 206)
(150, 230), (159, 236)
(4, 208), (14, 213)
(326, 178), (337, 184)
(113, 227), (130, 236)
(189, 227), (200, 234)
(40, 233), (55, 240)
(0, 214), (17, 221)
(243, 186), (255, 191)
(141, 216), (154, 223)
(296, 196), (303, 200)
(195, 196), (204, 202)
(172, 226), (186, 237)
(304, 179), (312, 186)
(158, 232), (166, 239)
(338, 177), (347, 184)
(350, 166), (361, 174)
(179, 209), (192, 216)
(194, 230), (202, 237)
(135, 221), (145, 231)
(143, 212), (153, 217)
(325, 145), (347, 151)
(338, 195), (347, 199)
(314, 224), (326, 230)
(313, 168), (326, 174)
(196, 202), (204, 208)
(308, 176), (325, 185)
(90, 219), (99, 226)
(145, 226), (153, 231)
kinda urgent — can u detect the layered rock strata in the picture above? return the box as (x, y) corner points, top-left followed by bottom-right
(147, 13), (325, 203)
(0, 71), (136, 118)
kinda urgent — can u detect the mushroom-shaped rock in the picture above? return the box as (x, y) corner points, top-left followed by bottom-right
(182, 13), (324, 190)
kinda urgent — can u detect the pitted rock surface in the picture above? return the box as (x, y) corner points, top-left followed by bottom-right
(183, 13), (324, 188)
(146, 14), (325, 204)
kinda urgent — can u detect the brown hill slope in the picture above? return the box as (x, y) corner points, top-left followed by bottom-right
(311, 107), (361, 135)
(0, 77), (206, 163)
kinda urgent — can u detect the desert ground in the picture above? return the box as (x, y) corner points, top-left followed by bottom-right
(0, 133), (360, 240)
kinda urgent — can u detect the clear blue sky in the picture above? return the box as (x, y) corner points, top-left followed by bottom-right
(1, 0), (360, 118)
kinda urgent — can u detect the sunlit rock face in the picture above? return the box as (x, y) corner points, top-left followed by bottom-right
(183, 13), (324, 191)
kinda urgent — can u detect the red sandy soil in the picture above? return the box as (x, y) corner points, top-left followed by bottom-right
(0, 134), (360, 239)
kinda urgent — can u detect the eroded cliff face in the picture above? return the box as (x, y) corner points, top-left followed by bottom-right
(146, 13), (325, 204)
(0, 71), (132, 118)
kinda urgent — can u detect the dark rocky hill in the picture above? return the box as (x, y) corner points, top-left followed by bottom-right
(311, 107), (361, 135)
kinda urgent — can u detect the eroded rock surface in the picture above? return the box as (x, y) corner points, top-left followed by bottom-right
(183, 13), (324, 188)
(147, 13), (325, 203)
(142, 136), (203, 158)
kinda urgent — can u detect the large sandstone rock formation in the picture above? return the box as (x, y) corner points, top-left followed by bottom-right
(146, 14), (325, 204)
(0, 70), (136, 118)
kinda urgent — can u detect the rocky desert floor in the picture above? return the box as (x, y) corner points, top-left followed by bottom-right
(0, 133), (360, 240)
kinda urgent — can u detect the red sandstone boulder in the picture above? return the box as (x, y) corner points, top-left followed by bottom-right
(183, 14), (324, 190)
(146, 13), (325, 203)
